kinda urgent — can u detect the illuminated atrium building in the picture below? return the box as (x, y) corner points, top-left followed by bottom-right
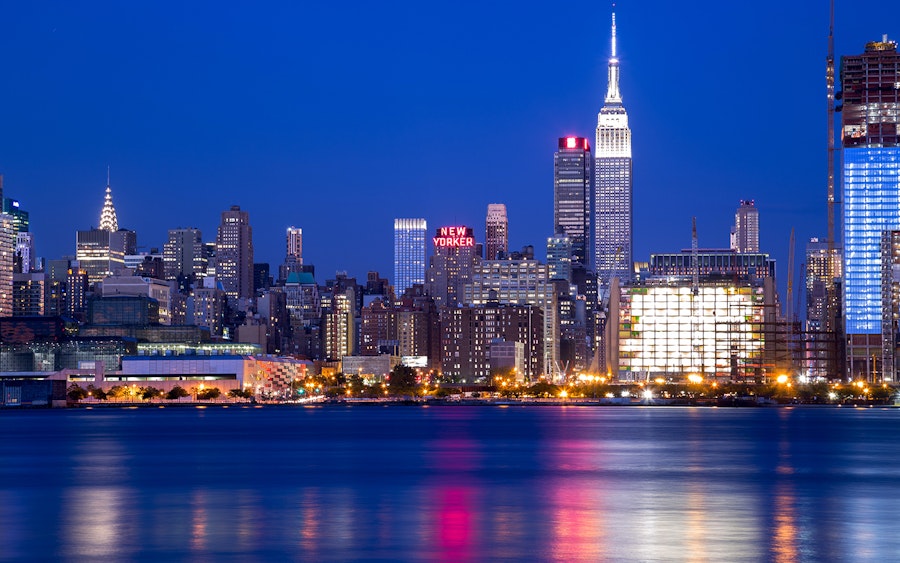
(841, 36), (900, 377)
(594, 11), (633, 293)
(393, 218), (427, 298)
(554, 137), (592, 267)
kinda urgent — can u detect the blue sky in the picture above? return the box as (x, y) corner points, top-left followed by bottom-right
(2, 1), (899, 298)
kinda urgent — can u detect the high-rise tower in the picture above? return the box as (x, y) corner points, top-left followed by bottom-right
(99, 171), (118, 232)
(554, 137), (592, 267)
(841, 36), (900, 379)
(216, 206), (254, 304)
(279, 226), (303, 283)
(732, 200), (760, 253)
(394, 218), (427, 298)
(485, 204), (509, 260)
(594, 10), (633, 294)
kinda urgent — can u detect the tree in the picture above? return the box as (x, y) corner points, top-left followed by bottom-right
(228, 388), (254, 399)
(197, 387), (221, 400)
(388, 364), (418, 394)
(67, 384), (88, 401)
(87, 385), (107, 400)
(166, 385), (190, 400)
(141, 387), (163, 400)
(106, 385), (128, 399)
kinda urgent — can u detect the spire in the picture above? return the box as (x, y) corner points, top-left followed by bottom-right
(604, 8), (622, 104)
(99, 171), (118, 232)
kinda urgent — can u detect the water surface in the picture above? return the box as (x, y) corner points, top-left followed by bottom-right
(1, 405), (898, 561)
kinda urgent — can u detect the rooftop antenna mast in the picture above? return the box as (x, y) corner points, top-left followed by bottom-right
(826, 0), (835, 249)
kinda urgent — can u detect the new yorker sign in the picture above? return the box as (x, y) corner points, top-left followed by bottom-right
(433, 226), (474, 248)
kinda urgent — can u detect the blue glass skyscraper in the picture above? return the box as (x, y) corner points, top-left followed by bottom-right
(394, 218), (426, 298)
(841, 36), (900, 378)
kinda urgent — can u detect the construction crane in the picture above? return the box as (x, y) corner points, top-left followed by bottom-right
(787, 227), (795, 323)
(691, 217), (699, 296)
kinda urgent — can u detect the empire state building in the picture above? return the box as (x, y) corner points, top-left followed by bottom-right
(594, 11), (633, 294)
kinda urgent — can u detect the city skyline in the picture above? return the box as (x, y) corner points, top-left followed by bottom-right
(2, 2), (900, 289)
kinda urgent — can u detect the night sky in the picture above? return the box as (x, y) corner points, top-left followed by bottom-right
(2, 1), (899, 299)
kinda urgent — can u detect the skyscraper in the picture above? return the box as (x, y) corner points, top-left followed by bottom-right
(594, 11), (633, 293)
(485, 204), (508, 260)
(547, 232), (573, 283)
(554, 137), (592, 267)
(215, 206), (254, 304)
(841, 36), (900, 378)
(425, 225), (477, 309)
(279, 226), (303, 283)
(394, 218), (427, 298)
(732, 200), (760, 253)
(163, 228), (205, 284)
(99, 173), (118, 233)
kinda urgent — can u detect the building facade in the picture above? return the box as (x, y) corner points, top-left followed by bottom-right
(732, 200), (759, 253)
(425, 225), (478, 309)
(485, 204), (509, 260)
(554, 137), (592, 267)
(594, 12), (633, 293)
(164, 228), (206, 284)
(462, 258), (558, 379)
(440, 304), (543, 383)
(616, 279), (767, 381)
(393, 218), (426, 298)
(215, 206), (254, 304)
(279, 226), (303, 283)
(841, 36), (900, 378)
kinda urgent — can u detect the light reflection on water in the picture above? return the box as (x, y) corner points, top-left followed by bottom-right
(1, 406), (900, 560)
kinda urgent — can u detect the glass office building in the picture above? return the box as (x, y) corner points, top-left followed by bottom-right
(843, 148), (900, 335)
(393, 218), (426, 298)
(840, 36), (900, 377)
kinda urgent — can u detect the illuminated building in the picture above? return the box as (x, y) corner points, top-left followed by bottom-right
(101, 275), (173, 325)
(594, 11), (633, 292)
(841, 36), (900, 378)
(731, 200), (759, 253)
(164, 228), (205, 284)
(99, 177), (118, 232)
(12, 272), (46, 316)
(0, 213), (12, 316)
(425, 225), (478, 309)
(463, 258), (557, 379)
(547, 232), (573, 282)
(65, 268), (88, 319)
(440, 303), (543, 383)
(2, 197), (29, 236)
(805, 237), (842, 379)
(322, 291), (355, 361)
(881, 231), (900, 381)
(554, 137), (591, 266)
(360, 298), (395, 355)
(215, 206), (254, 304)
(393, 218), (426, 298)
(485, 204), (508, 260)
(615, 278), (767, 380)
(187, 278), (227, 337)
(649, 249), (775, 279)
(75, 229), (129, 286)
(279, 226), (303, 283)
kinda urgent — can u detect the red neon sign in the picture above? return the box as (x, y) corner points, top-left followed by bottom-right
(566, 137), (577, 149)
(434, 226), (474, 248)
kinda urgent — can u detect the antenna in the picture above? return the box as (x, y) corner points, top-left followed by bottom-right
(826, 0), (835, 249)
(611, 7), (617, 59)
